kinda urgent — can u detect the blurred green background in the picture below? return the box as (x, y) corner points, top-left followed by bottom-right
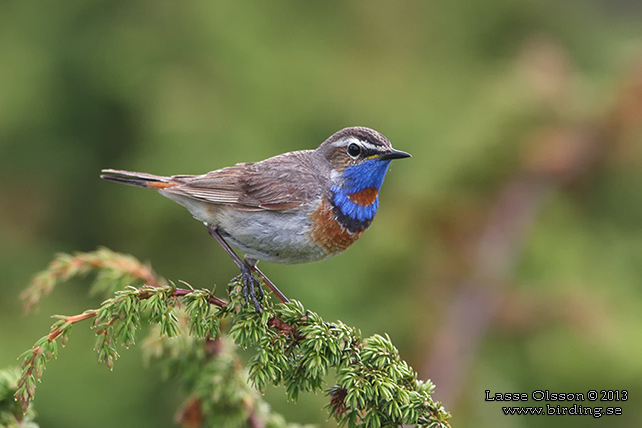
(1, 0), (641, 427)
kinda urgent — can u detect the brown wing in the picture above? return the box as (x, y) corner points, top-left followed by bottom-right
(162, 150), (327, 211)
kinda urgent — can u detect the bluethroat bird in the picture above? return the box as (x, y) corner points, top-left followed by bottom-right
(101, 127), (410, 312)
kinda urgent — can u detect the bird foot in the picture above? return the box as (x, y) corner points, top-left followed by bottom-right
(232, 264), (264, 313)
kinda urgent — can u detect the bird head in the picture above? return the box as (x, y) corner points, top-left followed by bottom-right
(317, 126), (410, 190)
(316, 127), (411, 231)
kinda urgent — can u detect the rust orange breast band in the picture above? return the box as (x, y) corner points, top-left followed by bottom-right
(309, 200), (364, 254)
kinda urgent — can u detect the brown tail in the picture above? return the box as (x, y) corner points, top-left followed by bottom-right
(100, 169), (176, 189)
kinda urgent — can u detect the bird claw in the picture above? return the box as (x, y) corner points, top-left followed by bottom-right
(232, 266), (263, 313)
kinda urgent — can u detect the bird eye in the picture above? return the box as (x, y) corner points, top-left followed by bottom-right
(347, 142), (361, 158)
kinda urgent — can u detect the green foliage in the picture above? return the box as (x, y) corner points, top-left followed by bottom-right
(0, 368), (38, 428)
(182, 288), (223, 339)
(226, 285), (450, 426)
(143, 318), (309, 428)
(11, 249), (450, 427)
(21, 248), (163, 313)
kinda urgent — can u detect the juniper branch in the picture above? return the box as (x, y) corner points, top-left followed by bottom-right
(0, 368), (38, 428)
(14, 249), (451, 428)
(16, 285), (227, 409)
(21, 247), (164, 312)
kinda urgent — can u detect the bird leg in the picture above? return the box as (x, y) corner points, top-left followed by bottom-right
(244, 257), (290, 304)
(208, 226), (262, 312)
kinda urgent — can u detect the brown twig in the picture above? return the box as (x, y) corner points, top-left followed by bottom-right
(16, 286), (229, 413)
(173, 288), (227, 308)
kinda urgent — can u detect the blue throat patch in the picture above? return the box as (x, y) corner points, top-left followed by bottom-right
(331, 159), (392, 232)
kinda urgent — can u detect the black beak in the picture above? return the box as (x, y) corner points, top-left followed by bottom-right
(379, 148), (411, 160)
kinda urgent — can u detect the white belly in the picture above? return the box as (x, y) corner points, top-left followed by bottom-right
(215, 206), (331, 264)
(161, 191), (329, 264)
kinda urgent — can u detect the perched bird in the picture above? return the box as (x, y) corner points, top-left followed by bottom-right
(101, 127), (410, 311)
